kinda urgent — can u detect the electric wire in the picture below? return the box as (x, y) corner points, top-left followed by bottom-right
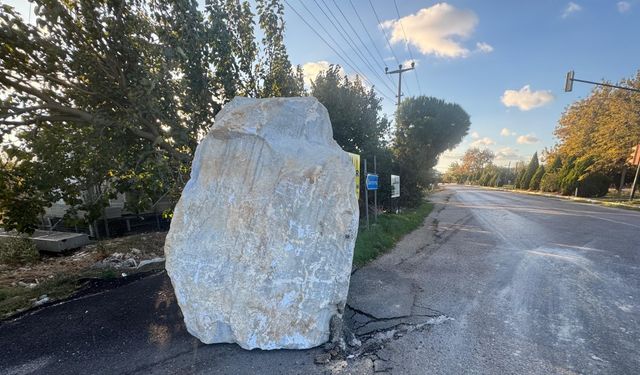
(366, 0), (411, 96)
(312, 0), (396, 95)
(348, 0), (388, 66)
(283, 0), (395, 102)
(331, 0), (397, 89)
(393, 0), (423, 95)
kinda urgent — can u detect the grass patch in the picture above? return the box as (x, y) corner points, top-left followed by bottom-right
(353, 201), (434, 267)
(0, 268), (118, 318)
(0, 237), (40, 266)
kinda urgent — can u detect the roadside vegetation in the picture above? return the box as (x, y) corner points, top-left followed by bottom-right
(0, 237), (40, 266)
(0, 232), (166, 318)
(353, 201), (434, 267)
(443, 70), (640, 203)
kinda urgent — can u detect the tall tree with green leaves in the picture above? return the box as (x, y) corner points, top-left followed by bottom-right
(395, 96), (470, 205)
(311, 65), (390, 154)
(0, 0), (302, 233)
(257, 0), (304, 97)
(521, 152), (539, 190)
(529, 165), (545, 191)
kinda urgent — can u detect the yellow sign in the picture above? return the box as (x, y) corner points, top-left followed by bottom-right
(348, 152), (360, 200)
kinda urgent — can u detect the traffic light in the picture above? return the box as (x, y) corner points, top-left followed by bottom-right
(564, 70), (574, 92)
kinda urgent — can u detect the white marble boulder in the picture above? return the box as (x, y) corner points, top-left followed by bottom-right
(164, 97), (359, 350)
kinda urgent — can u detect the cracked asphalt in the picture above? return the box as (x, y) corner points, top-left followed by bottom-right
(2, 185), (639, 374)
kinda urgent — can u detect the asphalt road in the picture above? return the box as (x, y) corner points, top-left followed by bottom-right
(357, 185), (640, 374)
(1, 185), (639, 374)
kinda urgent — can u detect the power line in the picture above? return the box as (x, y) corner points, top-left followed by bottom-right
(312, 0), (396, 95)
(331, 0), (397, 89)
(284, 0), (395, 103)
(348, 0), (388, 66)
(293, 0), (373, 84)
(367, 0), (411, 96)
(367, 0), (400, 67)
(393, 0), (423, 95)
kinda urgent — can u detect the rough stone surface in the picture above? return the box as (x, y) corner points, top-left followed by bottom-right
(164, 97), (359, 350)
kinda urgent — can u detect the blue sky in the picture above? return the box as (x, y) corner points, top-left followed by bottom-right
(281, 0), (640, 170)
(7, 0), (640, 170)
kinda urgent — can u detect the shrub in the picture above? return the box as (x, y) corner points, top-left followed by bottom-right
(529, 165), (545, 191)
(540, 172), (560, 192)
(560, 157), (590, 195)
(577, 173), (610, 197)
(0, 236), (40, 266)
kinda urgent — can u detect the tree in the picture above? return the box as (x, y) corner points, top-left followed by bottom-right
(257, 0), (305, 97)
(460, 148), (495, 179)
(0, 0), (303, 233)
(521, 152), (539, 190)
(443, 162), (464, 183)
(311, 65), (390, 154)
(310, 65), (393, 209)
(554, 71), (640, 189)
(394, 96), (470, 205)
(529, 165), (545, 191)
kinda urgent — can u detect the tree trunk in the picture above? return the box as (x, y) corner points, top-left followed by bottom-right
(619, 165), (628, 193)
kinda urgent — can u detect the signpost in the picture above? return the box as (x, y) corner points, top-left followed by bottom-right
(366, 173), (379, 190)
(391, 175), (400, 198)
(629, 144), (640, 200)
(391, 174), (400, 213)
(348, 152), (361, 200)
(366, 173), (378, 225)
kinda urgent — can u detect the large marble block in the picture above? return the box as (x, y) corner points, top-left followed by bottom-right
(165, 97), (359, 350)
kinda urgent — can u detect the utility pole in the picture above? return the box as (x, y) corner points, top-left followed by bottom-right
(386, 62), (415, 111)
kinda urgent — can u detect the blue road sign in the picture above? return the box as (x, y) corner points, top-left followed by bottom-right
(366, 173), (379, 190)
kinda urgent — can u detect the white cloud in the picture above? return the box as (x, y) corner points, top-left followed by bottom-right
(471, 137), (495, 147)
(470, 131), (480, 139)
(501, 85), (554, 111)
(500, 128), (516, 137)
(301, 61), (329, 86)
(301, 61), (344, 87)
(475, 42), (494, 53)
(617, 1), (631, 13)
(495, 147), (522, 161)
(435, 147), (464, 172)
(562, 2), (582, 18)
(516, 133), (540, 144)
(381, 3), (482, 58)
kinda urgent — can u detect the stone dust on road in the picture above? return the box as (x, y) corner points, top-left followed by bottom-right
(346, 185), (640, 374)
